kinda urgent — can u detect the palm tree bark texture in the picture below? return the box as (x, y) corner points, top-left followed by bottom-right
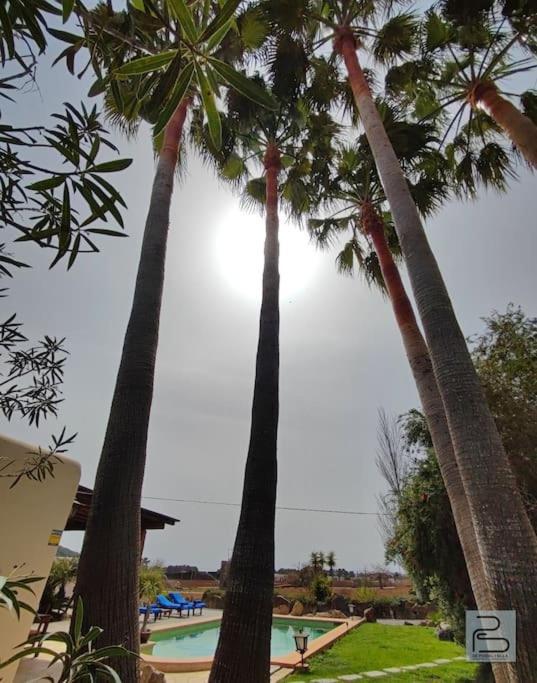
(336, 28), (537, 682)
(469, 81), (537, 169)
(362, 201), (495, 649)
(72, 99), (190, 681)
(209, 144), (281, 683)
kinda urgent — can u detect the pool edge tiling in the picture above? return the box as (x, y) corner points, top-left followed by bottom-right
(142, 615), (366, 674)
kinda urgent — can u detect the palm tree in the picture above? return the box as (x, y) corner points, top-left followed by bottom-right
(308, 130), (492, 634)
(387, 8), (537, 167)
(326, 551), (336, 576)
(317, 550), (326, 574)
(199, 71), (338, 681)
(139, 564), (166, 636)
(67, 2), (275, 677)
(263, 1), (537, 677)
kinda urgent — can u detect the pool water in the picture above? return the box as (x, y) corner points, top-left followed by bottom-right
(150, 618), (335, 659)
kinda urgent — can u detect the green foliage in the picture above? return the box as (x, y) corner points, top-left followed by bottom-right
(139, 564), (166, 604)
(310, 573), (331, 602)
(0, 0), (56, 69)
(386, 2), (532, 183)
(0, 0), (132, 276)
(372, 13), (418, 64)
(0, 316), (67, 426)
(202, 587), (225, 601)
(38, 558), (78, 618)
(0, 597), (134, 681)
(139, 563), (166, 632)
(386, 306), (537, 641)
(0, 570), (42, 618)
(385, 447), (472, 641)
(307, 101), (444, 293)
(4, 103), (131, 269)
(60, 0), (277, 149)
(354, 585), (376, 603)
(521, 90), (537, 124)
(0, 428), (75, 487)
(471, 306), (537, 524)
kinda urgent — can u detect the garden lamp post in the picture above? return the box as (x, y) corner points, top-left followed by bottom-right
(348, 603), (355, 619)
(293, 628), (309, 670)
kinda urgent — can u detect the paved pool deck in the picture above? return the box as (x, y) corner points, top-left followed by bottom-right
(14, 610), (223, 682)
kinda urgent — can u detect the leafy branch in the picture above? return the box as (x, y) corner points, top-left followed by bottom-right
(0, 428), (76, 488)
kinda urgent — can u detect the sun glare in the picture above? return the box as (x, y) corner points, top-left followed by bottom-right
(214, 208), (320, 302)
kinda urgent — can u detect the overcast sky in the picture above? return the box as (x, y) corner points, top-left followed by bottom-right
(5, 34), (537, 574)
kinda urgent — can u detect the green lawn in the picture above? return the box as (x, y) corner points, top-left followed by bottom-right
(285, 623), (478, 682)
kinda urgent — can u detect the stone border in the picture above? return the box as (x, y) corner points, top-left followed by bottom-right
(142, 615), (365, 674)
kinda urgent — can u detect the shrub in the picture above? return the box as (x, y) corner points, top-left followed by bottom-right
(310, 574), (331, 602)
(38, 558), (78, 618)
(139, 564), (166, 632)
(202, 588), (225, 601)
(139, 564), (166, 599)
(354, 586), (376, 603)
(0, 597), (133, 680)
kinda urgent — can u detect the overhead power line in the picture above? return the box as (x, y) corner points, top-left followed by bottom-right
(142, 495), (385, 516)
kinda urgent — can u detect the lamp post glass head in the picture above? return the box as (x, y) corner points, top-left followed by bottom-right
(293, 628), (309, 669)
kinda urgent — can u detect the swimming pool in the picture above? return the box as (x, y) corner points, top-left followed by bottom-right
(149, 617), (336, 659)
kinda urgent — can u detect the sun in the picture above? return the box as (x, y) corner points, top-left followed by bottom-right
(214, 208), (320, 302)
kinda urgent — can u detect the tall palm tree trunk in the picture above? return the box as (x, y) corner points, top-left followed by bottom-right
(362, 202), (493, 625)
(471, 82), (537, 168)
(72, 99), (190, 681)
(336, 30), (537, 681)
(210, 145), (281, 683)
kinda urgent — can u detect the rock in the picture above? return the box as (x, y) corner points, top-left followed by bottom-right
(275, 604), (290, 615)
(364, 607), (376, 623)
(204, 593), (224, 609)
(273, 595), (291, 609)
(291, 601), (304, 616)
(328, 609), (347, 619)
(330, 595), (348, 614)
(437, 627), (454, 641)
(403, 621), (414, 626)
(140, 664), (166, 683)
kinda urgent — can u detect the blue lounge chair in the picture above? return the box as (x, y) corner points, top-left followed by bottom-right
(156, 594), (192, 617)
(139, 605), (162, 622)
(169, 592), (206, 616)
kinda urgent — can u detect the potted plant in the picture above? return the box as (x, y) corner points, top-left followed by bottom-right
(139, 564), (166, 644)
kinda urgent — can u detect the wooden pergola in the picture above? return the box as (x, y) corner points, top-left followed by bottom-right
(66, 485), (179, 549)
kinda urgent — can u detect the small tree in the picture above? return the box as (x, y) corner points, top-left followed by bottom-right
(326, 551), (336, 577)
(386, 306), (537, 641)
(310, 573), (331, 603)
(139, 564), (166, 635)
